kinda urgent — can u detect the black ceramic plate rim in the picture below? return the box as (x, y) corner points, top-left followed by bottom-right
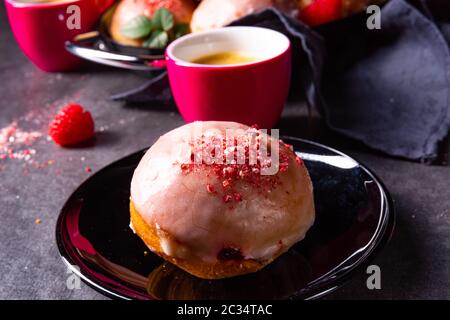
(55, 137), (395, 300)
(285, 137), (395, 299)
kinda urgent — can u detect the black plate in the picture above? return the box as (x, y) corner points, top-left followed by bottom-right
(56, 138), (395, 300)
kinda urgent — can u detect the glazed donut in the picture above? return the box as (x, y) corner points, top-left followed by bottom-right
(190, 0), (306, 33)
(130, 121), (315, 279)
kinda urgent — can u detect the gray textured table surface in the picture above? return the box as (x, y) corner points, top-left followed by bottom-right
(0, 4), (449, 300)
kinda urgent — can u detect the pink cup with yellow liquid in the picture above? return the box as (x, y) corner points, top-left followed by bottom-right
(165, 27), (292, 128)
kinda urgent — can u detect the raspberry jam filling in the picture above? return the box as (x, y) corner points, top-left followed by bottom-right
(217, 247), (244, 261)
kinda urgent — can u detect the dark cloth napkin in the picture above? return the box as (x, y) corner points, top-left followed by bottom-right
(111, 0), (450, 163)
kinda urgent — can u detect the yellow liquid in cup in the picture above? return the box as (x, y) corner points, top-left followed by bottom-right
(192, 52), (258, 66)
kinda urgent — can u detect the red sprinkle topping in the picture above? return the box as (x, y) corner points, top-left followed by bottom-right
(179, 128), (300, 205)
(233, 193), (242, 202)
(222, 179), (231, 188)
(0, 121), (42, 167)
(206, 184), (215, 194)
(295, 156), (304, 166)
(223, 194), (233, 203)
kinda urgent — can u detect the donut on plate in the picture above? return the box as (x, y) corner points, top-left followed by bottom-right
(130, 121), (315, 279)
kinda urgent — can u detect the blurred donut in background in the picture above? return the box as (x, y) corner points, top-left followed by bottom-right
(111, 0), (196, 46)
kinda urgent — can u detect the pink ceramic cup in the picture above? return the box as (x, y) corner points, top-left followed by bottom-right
(166, 27), (292, 129)
(5, 0), (114, 72)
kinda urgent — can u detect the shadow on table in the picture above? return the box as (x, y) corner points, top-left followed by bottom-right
(95, 131), (123, 148)
(279, 115), (379, 156)
(323, 188), (428, 299)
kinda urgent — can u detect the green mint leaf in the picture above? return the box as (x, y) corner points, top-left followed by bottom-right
(144, 30), (169, 49)
(152, 8), (174, 31)
(120, 16), (152, 39)
(174, 23), (189, 39)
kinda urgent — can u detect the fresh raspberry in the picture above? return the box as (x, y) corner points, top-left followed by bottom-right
(49, 103), (95, 146)
(299, 0), (342, 27)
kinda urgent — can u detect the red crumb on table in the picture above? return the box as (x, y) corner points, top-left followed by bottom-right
(85, 166), (92, 173)
(0, 121), (42, 167)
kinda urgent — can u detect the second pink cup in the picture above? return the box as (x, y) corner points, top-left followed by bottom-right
(166, 27), (292, 129)
(5, 0), (114, 72)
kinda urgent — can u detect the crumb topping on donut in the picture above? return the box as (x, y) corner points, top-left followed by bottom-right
(179, 126), (303, 204)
